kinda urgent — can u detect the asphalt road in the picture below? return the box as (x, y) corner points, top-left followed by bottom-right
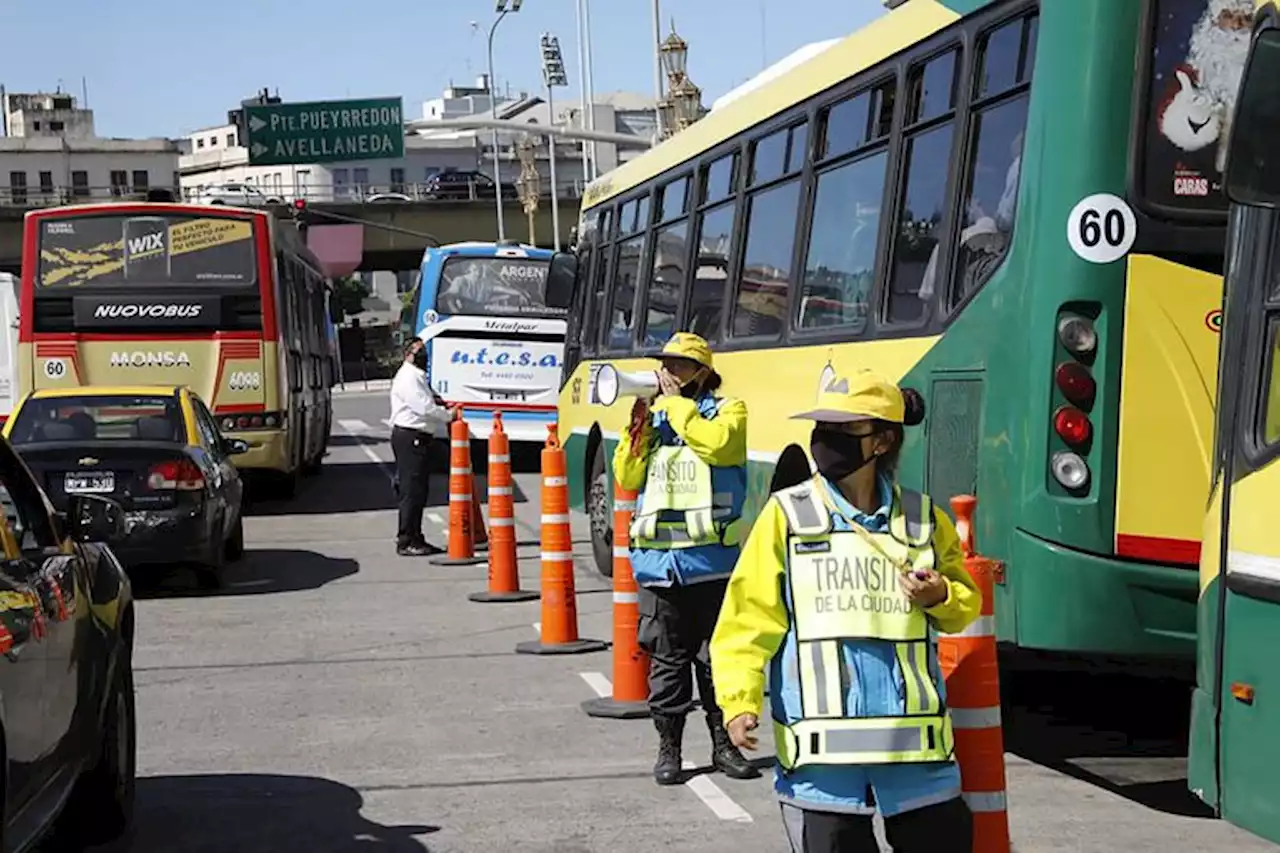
(88, 389), (1280, 853)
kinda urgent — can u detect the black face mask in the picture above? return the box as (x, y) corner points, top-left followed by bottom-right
(411, 348), (427, 370)
(810, 427), (877, 482)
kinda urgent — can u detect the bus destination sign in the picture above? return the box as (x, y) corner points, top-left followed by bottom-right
(243, 97), (405, 167)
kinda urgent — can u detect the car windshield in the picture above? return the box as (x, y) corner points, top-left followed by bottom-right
(9, 395), (185, 444)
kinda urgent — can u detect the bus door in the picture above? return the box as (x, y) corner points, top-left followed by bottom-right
(1199, 19), (1280, 840)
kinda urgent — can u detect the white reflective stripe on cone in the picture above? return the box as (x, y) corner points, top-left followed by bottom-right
(612, 546), (630, 559)
(963, 791), (1007, 813)
(451, 440), (469, 448)
(947, 615), (995, 638)
(490, 517), (515, 527)
(449, 493), (472, 502)
(949, 706), (1002, 730)
(489, 486), (514, 496)
(541, 551), (573, 562)
(544, 476), (568, 487)
(614, 591), (638, 604)
(450, 467), (472, 476)
(615, 499), (636, 511)
(490, 454), (511, 463)
(542, 513), (571, 525)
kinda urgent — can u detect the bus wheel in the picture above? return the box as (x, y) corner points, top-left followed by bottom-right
(587, 443), (613, 579)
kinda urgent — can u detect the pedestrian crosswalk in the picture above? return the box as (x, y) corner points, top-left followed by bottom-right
(336, 418), (392, 434)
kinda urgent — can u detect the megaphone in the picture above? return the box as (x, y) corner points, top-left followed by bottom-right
(593, 363), (659, 406)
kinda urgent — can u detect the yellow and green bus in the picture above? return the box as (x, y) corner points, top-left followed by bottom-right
(556, 0), (1250, 664)
(19, 201), (338, 498)
(1188, 0), (1280, 842)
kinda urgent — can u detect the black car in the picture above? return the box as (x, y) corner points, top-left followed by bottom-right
(422, 170), (518, 201)
(0, 425), (135, 850)
(6, 387), (248, 589)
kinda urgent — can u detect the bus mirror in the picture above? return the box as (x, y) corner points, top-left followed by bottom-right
(546, 252), (578, 310)
(1225, 29), (1280, 207)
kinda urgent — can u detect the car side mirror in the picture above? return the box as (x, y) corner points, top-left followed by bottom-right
(221, 437), (251, 455)
(66, 494), (124, 544)
(545, 251), (578, 311)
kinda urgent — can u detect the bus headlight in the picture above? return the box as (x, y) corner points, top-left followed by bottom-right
(1050, 451), (1090, 490)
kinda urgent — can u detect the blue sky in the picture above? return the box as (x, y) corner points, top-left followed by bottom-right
(2, 0), (885, 139)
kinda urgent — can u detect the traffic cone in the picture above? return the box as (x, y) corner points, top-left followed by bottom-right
(937, 494), (1011, 853)
(582, 483), (650, 718)
(469, 413), (538, 603)
(515, 424), (608, 656)
(430, 408), (487, 566)
(472, 487), (489, 551)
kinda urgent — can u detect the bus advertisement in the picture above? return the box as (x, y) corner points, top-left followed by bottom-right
(407, 241), (566, 444)
(555, 0), (1245, 666)
(19, 202), (337, 497)
(1187, 0), (1280, 843)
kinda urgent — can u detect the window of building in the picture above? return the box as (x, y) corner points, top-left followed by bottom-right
(658, 176), (689, 222)
(132, 170), (149, 192)
(31, 121), (40, 131)
(332, 168), (350, 199)
(109, 170), (128, 197)
(209, 136), (217, 147)
(196, 138), (205, 149)
(390, 167), (406, 193)
(8, 172), (25, 205)
(605, 235), (646, 349)
(641, 220), (688, 346)
(49, 120), (64, 132)
(38, 171), (53, 195)
(226, 133), (236, 147)
(687, 202), (736, 342)
(701, 152), (738, 205)
(730, 178), (802, 339)
(296, 169), (311, 199)
(798, 152), (890, 332)
(71, 171), (89, 199)
(353, 168), (369, 193)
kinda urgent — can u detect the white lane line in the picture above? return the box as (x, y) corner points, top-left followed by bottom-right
(338, 420), (395, 485)
(338, 418), (370, 433)
(426, 511), (445, 524)
(580, 672), (753, 823)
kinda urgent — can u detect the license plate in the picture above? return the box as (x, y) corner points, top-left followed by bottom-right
(64, 471), (115, 494)
(490, 390), (527, 402)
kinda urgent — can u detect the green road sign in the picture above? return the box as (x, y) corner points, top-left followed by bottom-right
(243, 97), (405, 167)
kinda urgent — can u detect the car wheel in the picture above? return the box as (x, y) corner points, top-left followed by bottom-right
(64, 647), (136, 846)
(224, 512), (245, 562)
(588, 441), (613, 579)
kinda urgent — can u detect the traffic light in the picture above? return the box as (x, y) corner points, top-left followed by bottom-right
(291, 198), (313, 234)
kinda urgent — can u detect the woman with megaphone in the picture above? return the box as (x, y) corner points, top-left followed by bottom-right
(612, 331), (759, 786)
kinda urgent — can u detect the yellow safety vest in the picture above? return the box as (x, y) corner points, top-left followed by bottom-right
(771, 480), (954, 771)
(631, 444), (718, 549)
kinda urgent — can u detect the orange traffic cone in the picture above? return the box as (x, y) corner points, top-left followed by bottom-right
(582, 482), (650, 718)
(469, 413), (538, 603)
(472, 486), (489, 551)
(516, 424), (607, 656)
(937, 495), (1011, 853)
(430, 408), (486, 566)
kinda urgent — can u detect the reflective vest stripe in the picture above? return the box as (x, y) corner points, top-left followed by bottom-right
(894, 640), (941, 716)
(686, 507), (715, 541)
(775, 715), (954, 769)
(799, 640), (847, 719)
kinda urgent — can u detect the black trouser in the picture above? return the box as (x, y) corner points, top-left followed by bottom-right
(636, 578), (729, 717)
(390, 426), (433, 549)
(781, 798), (973, 853)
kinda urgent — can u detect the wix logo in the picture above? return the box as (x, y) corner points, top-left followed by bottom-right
(128, 232), (165, 254)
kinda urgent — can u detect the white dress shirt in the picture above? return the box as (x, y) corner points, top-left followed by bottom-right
(389, 361), (451, 432)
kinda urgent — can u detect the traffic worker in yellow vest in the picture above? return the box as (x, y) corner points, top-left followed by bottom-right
(613, 332), (759, 786)
(709, 369), (981, 853)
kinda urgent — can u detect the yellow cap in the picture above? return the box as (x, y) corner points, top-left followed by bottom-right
(657, 332), (713, 369)
(791, 368), (905, 424)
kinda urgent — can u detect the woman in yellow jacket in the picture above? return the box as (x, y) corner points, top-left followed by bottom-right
(710, 369), (980, 853)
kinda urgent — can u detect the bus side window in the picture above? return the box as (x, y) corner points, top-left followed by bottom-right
(949, 14), (1036, 308)
(581, 207), (612, 355)
(1261, 322), (1280, 446)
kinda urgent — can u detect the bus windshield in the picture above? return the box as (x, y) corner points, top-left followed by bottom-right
(1139, 0), (1253, 212)
(37, 213), (258, 288)
(434, 257), (561, 318)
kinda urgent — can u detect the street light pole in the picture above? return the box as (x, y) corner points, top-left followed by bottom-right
(575, 0), (590, 185)
(652, 0), (664, 139)
(583, 0), (598, 181)
(540, 32), (568, 249)
(488, 0), (523, 242)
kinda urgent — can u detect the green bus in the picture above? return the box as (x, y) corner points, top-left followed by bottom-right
(557, 0), (1250, 664)
(1188, 0), (1280, 843)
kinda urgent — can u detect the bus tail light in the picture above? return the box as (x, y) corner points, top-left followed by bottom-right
(1055, 362), (1096, 407)
(221, 412), (281, 431)
(1050, 451), (1090, 490)
(147, 459), (205, 491)
(1057, 314), (1097, 356)
(1053, 405), (1092, 446)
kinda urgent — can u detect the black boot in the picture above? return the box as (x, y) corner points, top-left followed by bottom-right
(652, 713), (685, 786)
(706, 708), (761, 779)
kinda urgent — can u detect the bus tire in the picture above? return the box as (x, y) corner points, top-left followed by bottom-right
(587, 441), (613, 579)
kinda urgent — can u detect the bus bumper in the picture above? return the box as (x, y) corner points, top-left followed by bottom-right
(457, 408), (558, 444)
(1008, 529), (1198, 660)
(227, 429), (291, 472)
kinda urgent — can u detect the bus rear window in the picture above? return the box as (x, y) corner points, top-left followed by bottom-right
(1139, 0), (1252, 213)
(434, 257), (562, 318)
(38, 213), (258, 288)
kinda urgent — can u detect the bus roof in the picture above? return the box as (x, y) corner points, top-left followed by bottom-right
(426, 241), (554, 260)
(580, 0), (964, 210)
(22, 201), (270, 223)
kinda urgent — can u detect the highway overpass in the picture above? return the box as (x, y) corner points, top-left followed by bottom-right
(0, 195), (584, 275)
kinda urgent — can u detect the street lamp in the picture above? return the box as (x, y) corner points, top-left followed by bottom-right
(540, 32), (568, 249)
(487, 0), (524, 241)
(659, 29), (688, 82)
(658, 25), (703, 139)
(669, 77), (703, 131)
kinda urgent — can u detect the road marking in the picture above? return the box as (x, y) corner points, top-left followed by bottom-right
(338, 420), (395, 485)
(579, 672), (753, 823)
(532, 622), (541, 633)
(426, 512), (445, 524)
(381, 418), (394, 429)
(338, 418), (370, 433)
